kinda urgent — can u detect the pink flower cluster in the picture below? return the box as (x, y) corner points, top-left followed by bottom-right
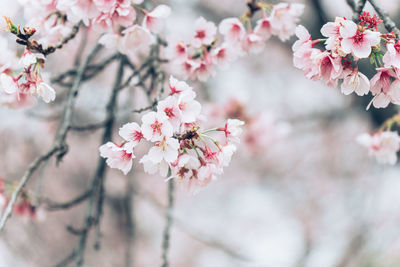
(293, 13), (400, 109)
(0, 178), (39, 220)
(100, 77), (244, 191)
(99, 4), (171, 58)
(168, 3), (304, 81)
(206, 98), (290, 155)
(357, 131), (400, 165)
(0, 48), (55, 108)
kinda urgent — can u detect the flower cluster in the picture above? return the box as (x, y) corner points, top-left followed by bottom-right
(100, 77), (244, 191)
(206, 98), (290, 155)
(293, 13), (400, 109)
(0, 47), (55, 108)
(357, 131), (400, 165)
(99, 4), (171, 59)
(168, 3), (304, 81)
(0, 178), (39, 220)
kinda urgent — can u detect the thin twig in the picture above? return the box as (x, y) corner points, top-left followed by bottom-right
(74, 57), (125, 267)
(368, 0), (400, 36)
(0, 43), (102, 232)
(161, 178), (174, 267)
(45, 190), (92, 211)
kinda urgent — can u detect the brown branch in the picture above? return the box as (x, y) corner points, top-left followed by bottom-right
(368, 0), (400, 36)
(0, 43), (102, 232)
(15, 21), (83, 56)
(73, 57), (125, 267)
(161, 178), (174, 267)
(45, 190), (92, 211)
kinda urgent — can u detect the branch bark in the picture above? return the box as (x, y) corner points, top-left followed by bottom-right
(0, 43), (102, 232)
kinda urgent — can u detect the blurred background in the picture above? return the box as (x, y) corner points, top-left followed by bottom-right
(1, 0), (400, 266)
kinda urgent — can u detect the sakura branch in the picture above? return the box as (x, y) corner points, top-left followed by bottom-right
(292, 0), (400, 165)
(0, 0), (307, 266)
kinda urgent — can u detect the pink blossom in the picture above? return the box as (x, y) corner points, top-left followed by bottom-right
(357, 131), (400, 165)
(157, 95), (182, 129)
(118, 122), (143, 149)
(317, 52), (343, 87)
(254, 17), (272, 41)
(33, 82), (56, 103)
(19, 50), (45, 68)
(142, 4), (171, 33)
(383, 42), (400, 68)
(339, 20), (380, 59)
(93, 0), (136, 31)
(141, 111), (173, 142)
(192, 17), (217, 48)
(177, 90), (201, 123)
(292, 25), (312, 54)
(99, 142), (135, 174)
(293, 46), (323, 80)
(341, 70), (370, 96)
(211, 44), (238, 69)
(369, 75), (400, 109)
(320, 17), (346, 54)
(242, 33), (265, 54)
(147, 136), (180, 163)
(218, 144), (237, 167)
(218, 18), (246, 44)
(139, 154), (169, 177)
(193, 61), (215, 81)
(0, 73), (18, 94)
(120, 25), (155, 55)
(57, 0), (100, 25)
(166, 42), (187, 63)
(169, 76), (192, 95)
(219, 119), (245, 143)
(269, 3), (304, 41)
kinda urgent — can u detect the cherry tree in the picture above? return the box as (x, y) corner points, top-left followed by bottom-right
(0, 0), (399, 266)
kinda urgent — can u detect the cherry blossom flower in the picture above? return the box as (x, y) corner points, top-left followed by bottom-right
(219, 119), (245, 143)
(119, 122), (143, 149)
(19, 50), (45, 68)
(140, 154), (169, 177)
(341, 70), (370, 96)
(99, 142), (135, 174)
(317, 52), (343, 87)
(166, 41), (187, 63)
(169, 76), (193, 95)
(192, 17), (217, 48)
(142, 4), (171, 33)
(157, 95), (182, 129)
(369, 74), (400, 109)
(383, 42), (400, 68)
(120, 25), (155, 55)
(218, 18), (246, 44)
(320, 17), (346, 55)
(292, 25), (312, 54)
(93, 0), (136, 31)
(147, 136), (180, 163)
(0, 73), (19, 94)
(254, 17), (272, 41)
(339, 20), (380, 59)
(269, 3), (304, 41)
(33, 82), (56, 103)
(141, 111), (173, 142)
(357, 131), (400, 165)
(177, 90), (201, 123)
(211, 44), (238, 69)
(243, 33), (265, 54)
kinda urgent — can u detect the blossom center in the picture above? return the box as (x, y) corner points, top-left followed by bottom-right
(195, 30), (206, 39)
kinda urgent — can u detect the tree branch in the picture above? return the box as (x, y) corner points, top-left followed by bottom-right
(161, 178), (174, 267)
(0, 43), (102, 232)
(368, 0), (400, 36)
